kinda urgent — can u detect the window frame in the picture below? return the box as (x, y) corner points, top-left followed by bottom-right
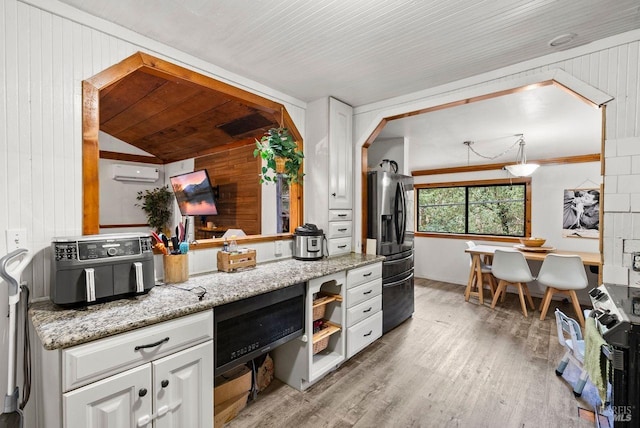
(414, 177), (532, 242)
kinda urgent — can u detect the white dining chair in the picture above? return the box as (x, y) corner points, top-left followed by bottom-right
(490, 249), (535, 317)
(537, 254), (589, 328)
(464, 241), (496, 304)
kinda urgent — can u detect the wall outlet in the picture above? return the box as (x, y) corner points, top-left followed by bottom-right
(274, 240), (283, 256)
(6, 228), (28, 252)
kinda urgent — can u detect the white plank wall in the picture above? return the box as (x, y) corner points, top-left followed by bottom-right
(0, 0), (306, 301)
(353, 32), (640, 286)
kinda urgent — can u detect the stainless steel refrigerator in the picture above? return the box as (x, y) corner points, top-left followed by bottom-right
(367, 171), (414, 334)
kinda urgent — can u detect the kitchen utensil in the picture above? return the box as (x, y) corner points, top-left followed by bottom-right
(150, 230), (163, 244)
(179, 223), (186, 242)
(0, 248), (32, 428)
(184, 218), (190, 242)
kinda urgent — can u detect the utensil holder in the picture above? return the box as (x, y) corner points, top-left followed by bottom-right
(163, 254), (188, 283)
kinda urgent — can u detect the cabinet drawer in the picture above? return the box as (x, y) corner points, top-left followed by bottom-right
(347, 295), (382, 327)
(329, 210), (352, 221)
(347, 262), (382, 289)
(328, 237), (351, 256)
(347, 311), (382, 359)
(63, 310), (213, 392)
(328, 221), (352, 239)
(346, 279), (381, 307)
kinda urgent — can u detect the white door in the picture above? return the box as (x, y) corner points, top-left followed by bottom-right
(63, 364), (152, 428)
(328, 97), (353, 210)
(153, 341), (214, 428)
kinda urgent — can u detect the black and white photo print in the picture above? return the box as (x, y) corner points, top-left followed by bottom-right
(562, 188), (599, 238)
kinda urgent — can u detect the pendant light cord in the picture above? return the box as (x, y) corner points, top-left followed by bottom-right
(464, 134), (524, 160)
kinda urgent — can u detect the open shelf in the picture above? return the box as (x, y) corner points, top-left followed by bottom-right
(312, 321), (341, 344)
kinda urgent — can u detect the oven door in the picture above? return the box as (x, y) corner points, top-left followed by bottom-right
(382, 269), (414, 334)
(214, 283), (305, 375)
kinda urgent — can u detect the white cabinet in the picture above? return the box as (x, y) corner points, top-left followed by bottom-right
(64, 364), (151, 428)
(346, 262), (383, 358)
(272, 271), (346, 390)
(328, 97), (353, 210)
(63, 342), (212, 428)
(39, 311), (214, 428)
(305, 97), (354, 256)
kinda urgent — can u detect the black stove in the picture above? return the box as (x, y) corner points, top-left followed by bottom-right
(590, 284), (640, 427)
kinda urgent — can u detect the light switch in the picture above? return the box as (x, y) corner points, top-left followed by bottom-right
(6, 228), (28, 252)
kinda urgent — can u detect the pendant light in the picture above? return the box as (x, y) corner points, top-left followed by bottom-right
(504, 135), (539, 177)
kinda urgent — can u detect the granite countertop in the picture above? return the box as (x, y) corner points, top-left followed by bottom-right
(30, 253), (384, 350)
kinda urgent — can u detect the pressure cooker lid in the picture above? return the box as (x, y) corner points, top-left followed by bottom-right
(294, 223), (324, 236)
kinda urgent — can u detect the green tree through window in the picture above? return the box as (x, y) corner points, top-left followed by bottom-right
(417, 182), (527, 237)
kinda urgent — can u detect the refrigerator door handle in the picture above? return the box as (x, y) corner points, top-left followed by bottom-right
(394, 181), (407, 244)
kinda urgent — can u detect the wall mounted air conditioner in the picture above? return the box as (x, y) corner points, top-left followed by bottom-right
(112, 164), (159, 183)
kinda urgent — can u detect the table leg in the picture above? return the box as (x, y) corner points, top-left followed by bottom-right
(465, 255), (480, 302)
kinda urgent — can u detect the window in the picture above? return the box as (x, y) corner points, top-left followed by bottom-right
(416, 178), (530, 238)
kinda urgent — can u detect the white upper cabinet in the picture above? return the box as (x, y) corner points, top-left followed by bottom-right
(328, 97), (353, 210)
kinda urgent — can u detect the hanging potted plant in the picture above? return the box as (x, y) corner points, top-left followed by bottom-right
(135, 185), (174, 233)
(254, 127), (304, 185)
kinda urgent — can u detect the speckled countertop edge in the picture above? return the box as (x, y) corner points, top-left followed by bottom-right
(30, 253), (384, 350)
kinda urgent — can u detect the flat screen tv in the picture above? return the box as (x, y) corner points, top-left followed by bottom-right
(170, 170), (218, 216)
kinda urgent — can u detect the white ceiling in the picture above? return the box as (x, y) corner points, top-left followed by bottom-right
(57, 0), (640, 106)
(377, 84), (602, 169)
(58, 0), (632, 165)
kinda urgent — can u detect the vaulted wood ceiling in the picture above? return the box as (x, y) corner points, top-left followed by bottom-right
(99, 66), (279, 163)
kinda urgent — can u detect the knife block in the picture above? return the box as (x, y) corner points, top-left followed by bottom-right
(163, 254), (189, 283)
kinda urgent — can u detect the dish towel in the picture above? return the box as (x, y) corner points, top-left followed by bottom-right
(584, 316), (608, 403)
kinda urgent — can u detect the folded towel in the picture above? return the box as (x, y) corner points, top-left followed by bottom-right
(584, 317), (608, 402)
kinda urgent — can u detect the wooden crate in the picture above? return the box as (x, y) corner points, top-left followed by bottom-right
(217, 250), (256, 272)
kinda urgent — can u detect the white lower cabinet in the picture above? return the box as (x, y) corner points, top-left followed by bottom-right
(346, 262), (383, 359)
(39, 311), (214, 428)
(64, 340), (212, 428)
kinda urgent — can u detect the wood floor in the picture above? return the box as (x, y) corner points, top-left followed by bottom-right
(227, 278), (594, 428)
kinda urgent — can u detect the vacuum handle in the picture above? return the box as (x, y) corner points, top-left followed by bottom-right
(0, 248), (32, 297)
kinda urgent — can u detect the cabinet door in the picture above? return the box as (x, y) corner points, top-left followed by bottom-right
(153, 341), (213, 428)
(63, 364), (152, 428)
(328, 97), (353, 210)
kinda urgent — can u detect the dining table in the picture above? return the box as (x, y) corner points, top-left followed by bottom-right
(464, 244), (601, 304)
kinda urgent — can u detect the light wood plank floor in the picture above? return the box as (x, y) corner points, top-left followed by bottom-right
(227, 278), (594, 428)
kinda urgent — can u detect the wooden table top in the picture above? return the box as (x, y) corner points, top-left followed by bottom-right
(465, 244), (601, 266)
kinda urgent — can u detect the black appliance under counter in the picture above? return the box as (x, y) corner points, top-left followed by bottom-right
(30, 253), (385, 351)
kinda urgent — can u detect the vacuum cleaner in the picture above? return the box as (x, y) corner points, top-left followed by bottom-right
(0, 249), (32, 428)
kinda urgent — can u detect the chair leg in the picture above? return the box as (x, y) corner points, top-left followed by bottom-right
(516, 283), (529, 317)
(556, 350), (571, 376)
(573, 368), (590, 397)
(491, 280), (507, 309)
(539, 287), (554, 321)
(569, 290), (585, 328)
(522, 283), (535, 309)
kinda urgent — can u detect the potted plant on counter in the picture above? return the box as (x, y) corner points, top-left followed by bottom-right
(254, 127), (304, 185)
(135, 185), (173, 233)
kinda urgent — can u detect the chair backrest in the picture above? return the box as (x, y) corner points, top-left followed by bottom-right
(491, 249), (533, 283)
(555, 308), (584, 357)
(465, 241), (475, 267)
(537, 254), (588, 290)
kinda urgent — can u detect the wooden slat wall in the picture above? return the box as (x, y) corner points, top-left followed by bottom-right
(195, 145), (262, 236)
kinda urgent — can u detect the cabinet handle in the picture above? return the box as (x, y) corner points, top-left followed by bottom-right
(134, 336), (170, 351)
(363, 290), (372, 295)
(332, 193), (337, 197)
(338, 228), (347, 232)
(338, 245), (347, 249)
(161, 379), (169, 388)
(337, 214), (347, 217)
(363, 330), (373, 337)
(363, 272), (372, 277)
(363, 307), (372, 313)
(138, 388), (148, 397)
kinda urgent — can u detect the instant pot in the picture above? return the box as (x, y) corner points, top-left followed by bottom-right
(293, 223), (326, 260)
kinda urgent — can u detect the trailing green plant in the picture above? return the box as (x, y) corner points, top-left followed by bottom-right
(135, 185), (174, 233)
(254, 127), (304, 185)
